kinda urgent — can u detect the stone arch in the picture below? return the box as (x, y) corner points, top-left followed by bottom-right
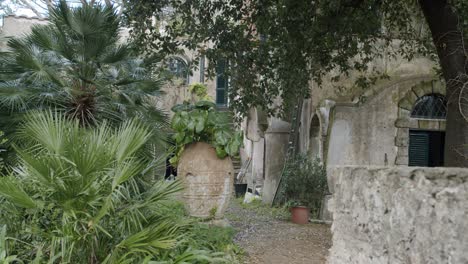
(309, 113), (323, 160)
(394, 80), (446, 165)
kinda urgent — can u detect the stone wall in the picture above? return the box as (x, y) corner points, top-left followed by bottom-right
(326, 77), (438, 166)
(0, 16), (48, 50)
(327, 166), (468, 264)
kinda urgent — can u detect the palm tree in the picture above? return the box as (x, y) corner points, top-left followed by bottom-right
(0, 1), (166, 131)
(0, 111), (224, 263)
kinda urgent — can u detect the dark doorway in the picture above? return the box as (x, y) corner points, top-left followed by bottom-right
(409, 130), (445, 167)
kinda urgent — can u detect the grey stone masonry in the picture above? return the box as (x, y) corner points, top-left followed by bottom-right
(327, 166), (468, 264)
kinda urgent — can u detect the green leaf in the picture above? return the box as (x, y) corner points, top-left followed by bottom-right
(171, 112), (187, 131)
(171, 103), (193, 112)
(0, 176), (36, 209)
(214, 130), (230, 146)
(195, 100), (216, 110)
(186, 119), (196, 132)
(169, 155), (178, 166)
(195, 117), (205, 133)
(174, 132), (185, 143)
(215, 146), (227, 158)
(226, 139), (241, 156)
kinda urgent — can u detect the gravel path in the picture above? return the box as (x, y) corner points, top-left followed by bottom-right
(225, 199), (332, 264)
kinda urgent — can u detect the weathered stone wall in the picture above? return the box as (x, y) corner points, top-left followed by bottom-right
(327, 166), (468, 264)
(326, 76), (438, 166)
(0, 16), (48, 50)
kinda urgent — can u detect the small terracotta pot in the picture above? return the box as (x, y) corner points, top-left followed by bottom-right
(290, 206), (310, 224)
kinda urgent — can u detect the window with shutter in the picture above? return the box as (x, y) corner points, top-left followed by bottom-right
(216, 59), (228, 107)
(409, 131), (429, 166)
(409, 130), (445, 167)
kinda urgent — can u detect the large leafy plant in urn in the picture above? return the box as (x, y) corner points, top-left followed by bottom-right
(170, 83), (242, 218)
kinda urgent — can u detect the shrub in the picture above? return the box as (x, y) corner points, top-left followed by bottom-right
(278, 155), (328, 218)
(0, 111), (233, 263)
(188, 83), (213, 102)
(170, 101), (242, 165)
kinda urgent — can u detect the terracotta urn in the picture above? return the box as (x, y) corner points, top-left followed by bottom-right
(177, 142), (234, 218)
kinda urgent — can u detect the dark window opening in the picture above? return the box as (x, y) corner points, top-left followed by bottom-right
(216, 59), (228, 106)
(409, 130), (445, 167)
(411, 93), (447, 119)
(168, 57), (188, 84)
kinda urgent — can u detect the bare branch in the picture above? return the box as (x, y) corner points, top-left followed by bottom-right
(17, 0), (45, 18)
(44, 0), (53, 14)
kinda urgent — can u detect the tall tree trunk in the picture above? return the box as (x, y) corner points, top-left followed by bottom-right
(419, 0), (468, 167)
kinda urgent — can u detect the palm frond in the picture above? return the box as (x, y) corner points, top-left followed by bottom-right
(1, 0), (168, 134)
(17, 110), (72, 154)
(112, 120), (152, 163)
(0, 176), (36, 209)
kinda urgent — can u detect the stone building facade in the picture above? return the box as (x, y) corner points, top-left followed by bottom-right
(241, 51), (448, 204)
(0, 15), (48, 50)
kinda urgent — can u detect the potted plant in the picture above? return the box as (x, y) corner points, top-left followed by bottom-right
(170, 84), (243, 218)
(279, 155), (327, 224)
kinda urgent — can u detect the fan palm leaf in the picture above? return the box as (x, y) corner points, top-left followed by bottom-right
(0, 111), (191, 263)
(0, 1), (167, 139)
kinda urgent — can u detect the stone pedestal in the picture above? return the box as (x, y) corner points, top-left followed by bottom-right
(178, 142), (234, 218)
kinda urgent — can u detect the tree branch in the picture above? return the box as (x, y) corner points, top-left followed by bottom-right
(17, 0), (45, 18)
(44, 0), (53, 14)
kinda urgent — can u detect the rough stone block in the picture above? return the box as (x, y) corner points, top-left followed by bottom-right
(327, 166), (468, 264)
(412, 85), (427, 98)
(432, 81), (445, 95)
(398, 108), (411, 118)
(395, 129), (409, 147)
(439, 121), (446, 130)
(396, 146), (408, 157)
(395, 118), (417, 128)
(394, 154), (408, 165)
(398, 99), (413, 111)
(418, 120), (440, 130)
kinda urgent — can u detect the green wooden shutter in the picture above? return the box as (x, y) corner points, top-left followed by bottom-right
(409, 131), (429, 166)
(216, 59), (228, 106)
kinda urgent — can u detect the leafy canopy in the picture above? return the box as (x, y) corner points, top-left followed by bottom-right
(124, 0), (465, 116)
